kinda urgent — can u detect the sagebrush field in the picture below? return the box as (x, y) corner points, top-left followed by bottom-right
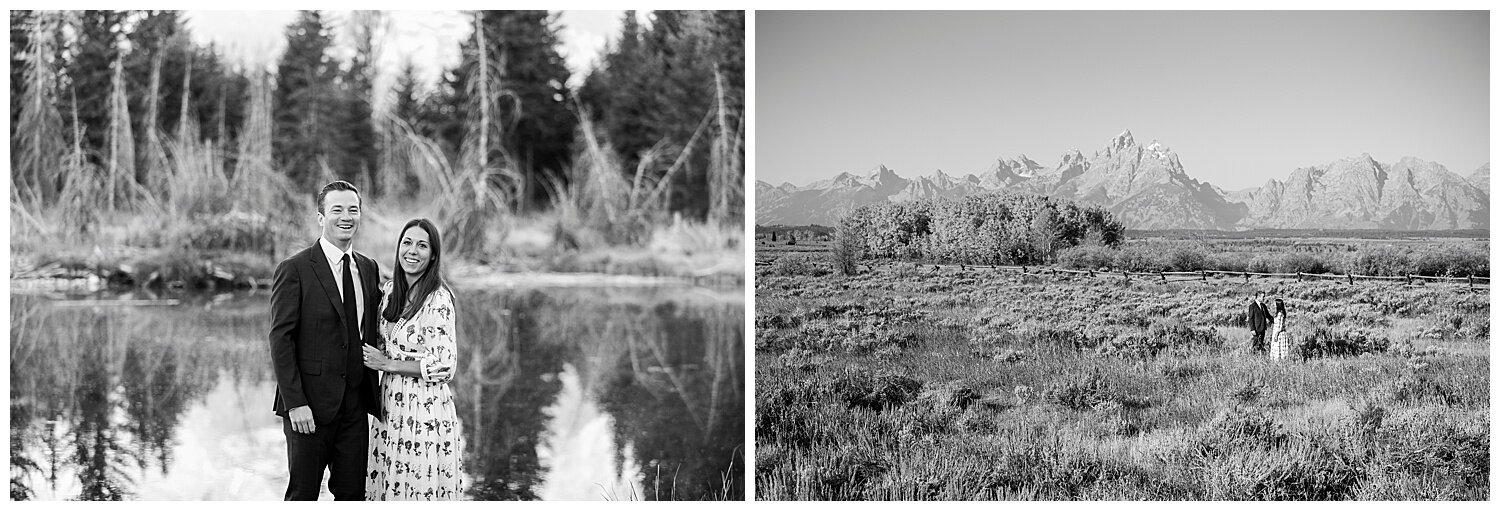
(754, 248), (1489, 500)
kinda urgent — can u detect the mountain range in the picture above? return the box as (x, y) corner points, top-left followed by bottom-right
(756, 130), (1490, 230)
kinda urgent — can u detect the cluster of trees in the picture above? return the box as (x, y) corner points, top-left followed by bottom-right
(837, 193), (1125, 266)
(10, 10), (744, 250)
(11, 10), (254, 209)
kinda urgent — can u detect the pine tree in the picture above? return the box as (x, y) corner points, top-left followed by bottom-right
(63, 10), (130, 166)
(12, 11), (68, 205)
(273, 10), (341, 189)
(391, 58), (422, 128)
(10, 10), (36, 143)
(452, 10), (577, 211)
(342, 10), (382, 193)
(578, 11), (745, 220)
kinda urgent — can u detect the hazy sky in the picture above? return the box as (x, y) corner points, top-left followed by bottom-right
(185, 11), (631, 106)
(758, 11), (1489, 190)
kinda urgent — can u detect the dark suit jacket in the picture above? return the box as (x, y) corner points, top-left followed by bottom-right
(269, 242), (383, 425)
(1247, 301), (1271, 332)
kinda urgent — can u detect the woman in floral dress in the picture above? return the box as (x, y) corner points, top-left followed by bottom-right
(362, 219), (463, 500)
(1268, 299), (1291, 361)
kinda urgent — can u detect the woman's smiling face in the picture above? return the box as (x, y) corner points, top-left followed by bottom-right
(398, 225), (432, 278)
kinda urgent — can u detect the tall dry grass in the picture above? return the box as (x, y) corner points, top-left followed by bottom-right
(755, 262), (1489, 500)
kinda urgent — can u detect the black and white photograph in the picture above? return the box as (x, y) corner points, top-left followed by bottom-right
(754, 10), (1488, 500)
(8, 9), (744, 500)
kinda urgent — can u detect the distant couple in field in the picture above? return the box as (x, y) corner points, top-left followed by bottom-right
(1247, 290), (1291, 360)
(267, 180), (464, 500)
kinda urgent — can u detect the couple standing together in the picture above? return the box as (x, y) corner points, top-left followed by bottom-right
(267, 180), (464, 500)
(1247, 290), (1291, 360)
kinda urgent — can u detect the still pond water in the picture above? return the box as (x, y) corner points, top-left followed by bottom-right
(10, 283), (743, 500)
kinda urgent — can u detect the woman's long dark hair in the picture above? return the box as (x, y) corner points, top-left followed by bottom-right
(1274, 299), (1286, 317)
(383, 218), (449, 322)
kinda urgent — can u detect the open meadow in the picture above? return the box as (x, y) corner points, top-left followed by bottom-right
(753, 240), (1489, 500)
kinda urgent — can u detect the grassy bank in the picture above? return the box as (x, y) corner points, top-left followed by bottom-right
(9, 206), (742, 291)
(754, 258), (1488, 500)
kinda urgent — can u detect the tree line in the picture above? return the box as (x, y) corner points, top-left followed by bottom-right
(10, 10), (744, 244)
(835, 193), (1126, 268)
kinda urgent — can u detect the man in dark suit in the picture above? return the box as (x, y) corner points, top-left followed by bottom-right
(1247, 290), (1272, 352)
(268, 180), (382, 500)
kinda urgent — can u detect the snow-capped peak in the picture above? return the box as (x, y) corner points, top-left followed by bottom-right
(1147, 140), (1171, 160)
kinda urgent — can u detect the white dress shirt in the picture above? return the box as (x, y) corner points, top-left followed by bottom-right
(318, 237), (364, 329)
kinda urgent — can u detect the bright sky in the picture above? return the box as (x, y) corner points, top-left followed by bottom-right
(757, 11), (1490, 191)
(184, 10), (632, 107)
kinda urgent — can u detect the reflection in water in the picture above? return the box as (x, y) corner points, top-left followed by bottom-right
(536, 363), (642, 500)
(9, 285), (743, 500)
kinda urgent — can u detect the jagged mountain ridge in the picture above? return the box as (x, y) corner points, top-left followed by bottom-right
(757, 130), (1489, 230)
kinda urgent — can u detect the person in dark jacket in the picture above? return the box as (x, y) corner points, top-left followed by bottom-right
(268, 181), (383, 500)
(1246, 290), (1272, 352)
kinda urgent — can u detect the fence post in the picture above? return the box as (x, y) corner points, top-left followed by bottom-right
(1200, 270), (1207, 282)
(1160, 272), (1166, 282)
(1347, 273), (1354, 285)
(1468, 275), (1474, 290)
(1406, 274), (1412, 286)
(1244, 272), (1250, 283)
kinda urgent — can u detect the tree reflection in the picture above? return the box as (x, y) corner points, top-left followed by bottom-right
(9, 287), (744, 501)
(451, 288), (744, 500)
(596, 300), (744, 500)
(455, 290), (568, 500)
(8, 294), (264, 500)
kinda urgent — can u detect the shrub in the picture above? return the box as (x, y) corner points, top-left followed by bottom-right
(829, 220), (863, 276)
(831, 369), (923, 412)
(1099, 331), (1169, 358)
(1344, 245), (1412, 276)
(1296, 326), (1390, 359)
(1280, 253), (1333, 274)
(1310, 306), (1389, 329)
(1023, 325), (1094, 351)
(755, 378), (829, 447)
(1147, 317), (1221, 350)
(1114, 245), (1163, 272)
(1413, 244), (1488, 277)
(1195, 407), (1287, 456)
(1051, 372), (1111, 411)
(1247, 447), (1365, 500)
(1246, 254), (1282, 273)
(1207, 251), (1251, 272)
(1388, 374), (1464, 407)
(176, 210), (275, 252)
(768, 253), (828, 276)
(1163, 244), (1209, 272)
(1056, 245), (1116, 270)
(1248, 252), (1333, 274)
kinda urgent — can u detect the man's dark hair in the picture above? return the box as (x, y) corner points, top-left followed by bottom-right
(316, 181), (361, 214)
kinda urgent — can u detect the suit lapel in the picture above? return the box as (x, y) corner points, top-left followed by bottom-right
(307, 241), (347, 324)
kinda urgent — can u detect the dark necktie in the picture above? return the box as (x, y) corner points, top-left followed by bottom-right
(342, 253), (362, 388)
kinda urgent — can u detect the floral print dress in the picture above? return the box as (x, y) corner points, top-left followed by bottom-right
(1268, 313), (1291, 360)
(367, 283), (464, 500)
